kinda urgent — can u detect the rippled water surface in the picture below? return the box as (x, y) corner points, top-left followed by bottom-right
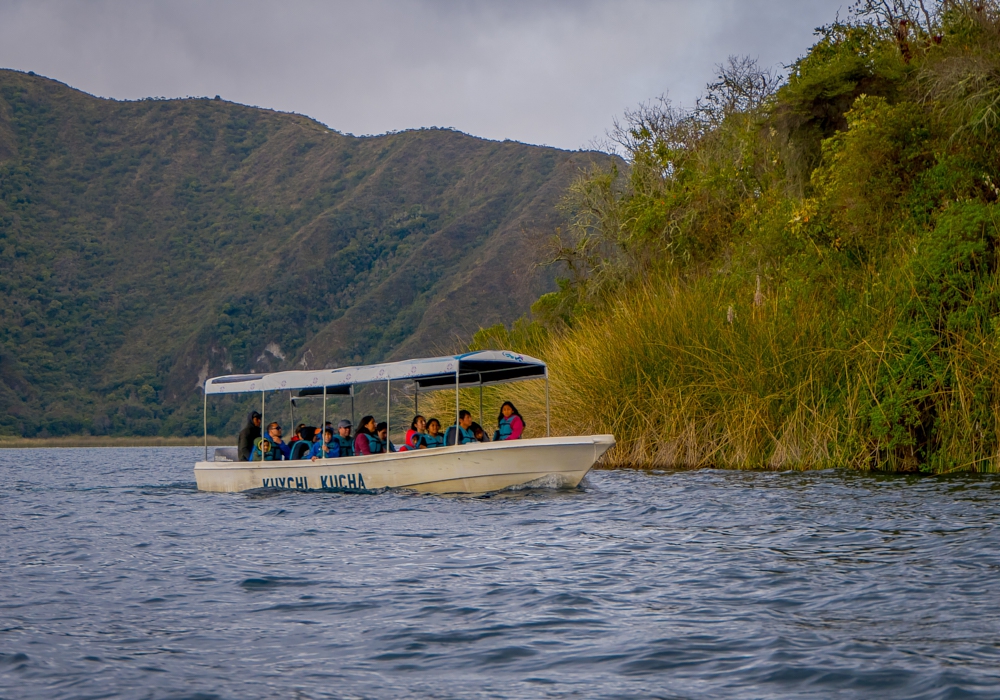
(3, 448), (1000, 699)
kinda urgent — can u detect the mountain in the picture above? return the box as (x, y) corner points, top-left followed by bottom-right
(0, 69), (604, 437)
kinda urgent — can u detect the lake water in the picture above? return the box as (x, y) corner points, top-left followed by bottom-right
(2, 448), (1000, 699)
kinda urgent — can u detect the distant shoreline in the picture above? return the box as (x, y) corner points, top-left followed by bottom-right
(0, 436), (233, 449)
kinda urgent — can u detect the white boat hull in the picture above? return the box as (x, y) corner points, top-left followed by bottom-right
(194, 435), (615, 494)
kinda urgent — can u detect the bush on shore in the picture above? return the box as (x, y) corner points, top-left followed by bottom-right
(469, 1), (1000, 472)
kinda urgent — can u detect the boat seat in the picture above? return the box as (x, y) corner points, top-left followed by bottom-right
(289, 441), (312, 460)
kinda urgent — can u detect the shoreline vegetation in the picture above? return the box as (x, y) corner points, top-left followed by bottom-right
(0, 436), (232, 449)
(453, 1), (1000, 474)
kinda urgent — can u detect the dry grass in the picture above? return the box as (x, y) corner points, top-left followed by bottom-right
(430, 267), (906, 471)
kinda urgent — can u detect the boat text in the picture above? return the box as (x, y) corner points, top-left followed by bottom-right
(260, 473), (367, 490)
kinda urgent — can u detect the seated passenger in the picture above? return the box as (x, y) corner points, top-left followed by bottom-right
(250, 422), (289, 460)
(289, 423), (307, 444)
(494, 401), (525, 441)
(249, 436), (276, 461)
(376, 422), (397, 453)
(334, 420), (354, 457)
(470, 422), (490, 442)
(417, 418), (444, 448)
(404, 415), (426, 451)
(310, 427), (336, 460)
(353, 416), (380, 455)
(266, 422), (291, 460)
(444, 410), (477, 446)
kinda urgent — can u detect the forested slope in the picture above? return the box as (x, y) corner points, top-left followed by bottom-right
(471, 1), (1000, 473)
(0, 70), (602, 436)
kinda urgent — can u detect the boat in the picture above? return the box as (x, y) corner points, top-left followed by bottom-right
(194, 351), (615, 494)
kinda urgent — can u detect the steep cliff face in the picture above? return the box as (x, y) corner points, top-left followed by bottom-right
(0, 69), (605, 436)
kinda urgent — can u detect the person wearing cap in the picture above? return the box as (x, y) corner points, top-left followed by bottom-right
(334, 419), (354, 457)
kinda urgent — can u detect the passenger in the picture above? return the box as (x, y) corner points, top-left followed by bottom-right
(237, 410), (262, 461)
(289, 423), (307, 444)
(494, 401), (525, 441)
(417, 418), (444, 448)
(249, 436), (275, 461)
(353, 415), (380, 455)
(300, 425), (318, 443)
(309, 427), (336, 460)
(334, 420), (354, 457)
(470, 422), (490, 443)
(376, 422), (397, 453)
(265, 422), (291, 460)
(404, 415), (427, 451)
(444, 410), (477, 446)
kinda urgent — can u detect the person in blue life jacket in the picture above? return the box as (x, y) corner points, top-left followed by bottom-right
(375, 422), (397, 453)
(250, 422), (290, 461)
(249, 436), (275, 461)
(445, 410), (477, 446)
(417, 418), (445, 448)
(309, 427), (336, 460)
(353, 416), (381, 455)
(334, 419), (354, 457)
(269, 422), (292, 460)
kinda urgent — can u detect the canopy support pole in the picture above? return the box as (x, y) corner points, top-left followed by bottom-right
(351, 386), (355, 429)
(479, 378), (483, 427)
(455, 367), (460, 433)
(322, 385), (327, 456)
(203, 385), (208, 462)
(386, 379), (391, 449)
(289, 391), (294, 433)
(414, 384), (418, 415)
(261, 390), (266, 453)
(545, 367), (550, 437)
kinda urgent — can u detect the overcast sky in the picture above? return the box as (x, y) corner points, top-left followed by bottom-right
(0, 1), (844, 150)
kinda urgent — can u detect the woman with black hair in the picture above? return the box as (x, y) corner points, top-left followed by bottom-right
(353, 415), (379, 455)
(375, 422), (397, 453)
(494, 401), (525, 441)
(404, 415), (426, 451)
(418, 418), (445, 448)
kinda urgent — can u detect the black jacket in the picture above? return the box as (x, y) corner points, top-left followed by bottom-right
(237, 411), (262, 461)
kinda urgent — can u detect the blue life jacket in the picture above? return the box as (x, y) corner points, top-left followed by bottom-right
(419, 433), (445, 448)
(335, 435), (354, 457)
(445, 425), (477, 446)
(364, 433), (381, 454)
(497, 416), (515, 440)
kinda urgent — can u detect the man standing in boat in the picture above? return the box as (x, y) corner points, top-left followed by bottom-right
(237, 411), (262, 461)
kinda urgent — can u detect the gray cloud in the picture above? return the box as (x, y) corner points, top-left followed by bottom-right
(0, 0), (843, 149)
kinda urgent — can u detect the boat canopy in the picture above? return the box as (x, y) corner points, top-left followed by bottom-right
(203, 350), (546, 396)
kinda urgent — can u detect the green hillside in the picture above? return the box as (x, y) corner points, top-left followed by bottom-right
(0, 70), (602, 437)
(471, 1), (1000, 473)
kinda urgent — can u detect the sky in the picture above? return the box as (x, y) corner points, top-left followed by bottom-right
(0, 0), (845, 151)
